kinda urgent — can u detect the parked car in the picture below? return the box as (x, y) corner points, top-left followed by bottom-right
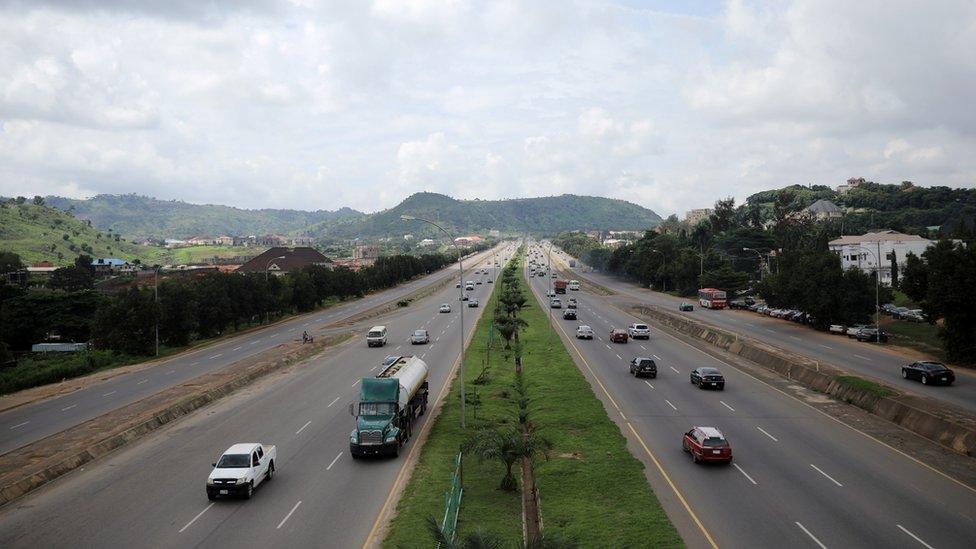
(679, 302), (694, 312)
(411, 329), (429, 344)
(563, 309), (577, 320)
(682, 427), (732, 464)
(855, 327), (888, 342)
(846, 324), (869, 337)
(902, 361), (955, 386)
(550, 298), (562, 309)
(904, 309), (925, 322)
(690, 367), (725, 390)
(892, 306), (911, 319)
(610, 328), (629, 343)
(468, 299), (479, 308)
(207, 443), (276, 500)
(576, 325), (594, 339)
(439, 304), (452, 313)
(627, 323), (650, 340)
(828, 324), (846, 335)
(629, 357), (657, 378)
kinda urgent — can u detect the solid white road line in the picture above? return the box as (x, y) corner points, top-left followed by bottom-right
(136, 379), (148, 385)
(351, 380), (360, 387)
(756, 426), (779, 442)
(810, 463), (844, 487)
(209, 353), (222, 360)
(896, 525), (935, 549)
(295, 421), (311, 435)
(819, 344), (833, 350)
(733, 463), (757, 485)
(61, 404), (77, 412)
(102, 391), (116, 397)
(232, 346), (242, 351)
(9, 421), (29, 429)
(795, 522), (828, 549)
(665, 399), (678, 411)
(854, 354), (870, 360)
(643, 380), (654, 389)
(720, 401), (735, 412)
(276, 501), (302, 529)
(326, 452), (342, 471)
(670, 366), (680, 374)
(178, 503), (214, 533)
(327, 396), (340, 408)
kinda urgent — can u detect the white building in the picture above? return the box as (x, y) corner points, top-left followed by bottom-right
(828, 230), (932, 285)
(684, 208), (712, 226)
(418, 238), (437, 247)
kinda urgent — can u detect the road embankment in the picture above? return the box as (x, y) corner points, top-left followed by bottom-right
(0, 331), (353, 508)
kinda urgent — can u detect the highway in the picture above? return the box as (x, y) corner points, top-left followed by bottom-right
(525, 244), (976, 549)
(0, 245), (504, 455)
(544, 245), (976, 415)
(0, 243), (517, 548)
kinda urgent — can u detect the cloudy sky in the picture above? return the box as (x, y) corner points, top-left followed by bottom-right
(1, 0), (974, 217)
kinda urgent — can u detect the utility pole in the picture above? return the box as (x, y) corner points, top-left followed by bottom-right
(154, 266), (160, 357)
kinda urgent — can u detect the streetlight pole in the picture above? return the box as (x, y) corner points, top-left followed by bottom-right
(545, 240), (554, 350)
(154, 266), (160, 357)
(401, 215), (467, 429)
(742, 247), (766, 282)
(649, 249), (666, 292)
(854, 245), (882, 344)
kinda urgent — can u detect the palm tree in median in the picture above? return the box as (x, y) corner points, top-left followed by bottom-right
(463, 427), (551, 492)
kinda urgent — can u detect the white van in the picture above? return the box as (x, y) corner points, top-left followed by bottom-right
(568, 280), (580, 291)
(366, 326), (388, 347)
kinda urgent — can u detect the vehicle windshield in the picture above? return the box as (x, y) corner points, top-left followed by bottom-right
(701, 368), (721, 375)
(414, 331), (426, 336)
(702, 437), (727, 447)
(368, 331), (383, 337)
(634, 325), (648, 330)
(359, 402), (396, 416)
(216, 454), (251, 468)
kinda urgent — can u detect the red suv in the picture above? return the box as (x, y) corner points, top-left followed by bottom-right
(610, 328), (629, 343)
(682, 426), (732, 464)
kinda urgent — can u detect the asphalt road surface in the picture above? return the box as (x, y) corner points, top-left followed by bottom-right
(0, 245), (505, 455)
(526, 244), (976, 549)
(543, 244), (976, 415)
(0, 244), (517, 549)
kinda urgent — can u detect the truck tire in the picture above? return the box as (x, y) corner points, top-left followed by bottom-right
(266, 461), (275, 481)
(207, 491), (216, 501)
(243, 481), (253, 500)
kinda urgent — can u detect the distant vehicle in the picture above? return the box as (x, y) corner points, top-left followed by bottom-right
(902, 361), (954, 385)
(568, 259), (577, 268)
(207, 443), (276, 500)
(855, 327), (888, 342)
(610, 328), (629, 343)
(486, 279), (493, 284)
(465, 283), (475, 291)
(350, 356), (429, 458)
(459, 294), (469, 301)
(682, 427), (732, 464)
(567, 298), (578, 309)
(550, 298), (562, 309)
(728, 298), (754, 310)
(679, 302), (694, 312)
(439, 304), (452, 313)
(576, 325), (594, 339)
(846, 324), (869, 337)
(456, 282), (461, 288)
(690, 367), (725, 390)
(563, 309), (577, 320)
(545, 289), (556, 297)
(411, 330), (429, 344)
(698, 288), (728, 309)
(551, 272), (557, 278)
(568, 280), (580, 291)
(537, 271), (546, 277)
(828, 324), (846, 335)
(629, 357), (657, 378)
(627, 323), (650, 340)
(468, 299), (479, 308)
(366, 326), (388, 347)
(554, 280), (568, 294)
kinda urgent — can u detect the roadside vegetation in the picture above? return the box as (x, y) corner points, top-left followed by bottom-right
(834, 375), (898, 398)
(384, 248), (681, 548)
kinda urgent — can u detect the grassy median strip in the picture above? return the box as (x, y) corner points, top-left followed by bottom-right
(384, 253), (681, 547)
(834, 375), (898, 398)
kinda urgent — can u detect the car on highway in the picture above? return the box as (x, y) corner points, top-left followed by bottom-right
(679, 302), (694, 312)
(411, 329), (429, 344)
(855, 326), (888, 342)
(610, 328), (629, 343)
(439, 303), (452, 313)
(690, 367), (725, 390)
(563, 309), (577, 320)
(576, 325), (594, 339)
(366, 326), (388, 347)
(550, 298), (562, 309)
(468, 299), (479, 308)
(207, 443), (276, 500)
(459, 294), (469, 301)
(902, 361), (955, 385)
(629, 357), (657, 378)
(476, 280), (482, 285)
(682, 427), (732, 464)
(627, 323), (650, 340)
(567, 298), (578, 308)
(486, 279), (493, 283)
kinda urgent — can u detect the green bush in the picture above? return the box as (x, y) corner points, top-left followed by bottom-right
(0, 350), (133, 395)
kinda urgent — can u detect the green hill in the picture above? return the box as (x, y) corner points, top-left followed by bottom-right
(0, 201), (168, 266)
(313, 193), (662, 238)
(44, 194), (363, 240)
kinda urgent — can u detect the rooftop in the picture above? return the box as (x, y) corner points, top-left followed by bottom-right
(828, 230), (930, 246)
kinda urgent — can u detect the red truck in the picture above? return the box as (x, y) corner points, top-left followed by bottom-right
(554, 279), (568, 294)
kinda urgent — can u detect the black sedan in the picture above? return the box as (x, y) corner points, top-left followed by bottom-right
(690, 367), (725, 390)
(902, 361), (955, 386)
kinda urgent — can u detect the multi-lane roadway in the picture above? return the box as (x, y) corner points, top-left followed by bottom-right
(0, 246), (504, 454)
(526, 244), (976, 549)
(0, 244), (517, 548)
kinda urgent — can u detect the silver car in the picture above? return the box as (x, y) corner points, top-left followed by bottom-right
(576, 325), (594, 339)
(411, 329), (429, 344)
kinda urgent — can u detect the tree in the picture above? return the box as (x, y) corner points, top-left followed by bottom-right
(48, 265), (94, 292)
(888, 250), (899, 288)
(900, 252), (927, 303)
(92, 286), (156, 355)
(914, 241), (976, 362)
(0, 251), (24, 274)
(32, 196), (45, 206)
(425, 517), (502, 549)
(463, 427), (551, 491)
(700, 265), (751, 298)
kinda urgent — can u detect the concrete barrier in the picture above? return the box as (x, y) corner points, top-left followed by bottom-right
(630, 304), (976, 458)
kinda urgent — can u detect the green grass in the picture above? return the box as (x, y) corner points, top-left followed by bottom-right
(383, 254), (681, 548)
(166, 245), (263, 265)
(882, 318), (945, 361)
(890, 290), (919, 308)
(0, 349), (162, 395)
(834, 375), (898, 398)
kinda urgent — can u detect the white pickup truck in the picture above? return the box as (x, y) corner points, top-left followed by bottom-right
(207, 443), (276, 500)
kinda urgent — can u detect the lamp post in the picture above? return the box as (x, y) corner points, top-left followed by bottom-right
(401, 215), (467, 428)
(853, 244), (882, 344)
(545, 240), (555, 350)
(649, 249), (667, 292)
(154, 266), (160, 357)
(742, 247), (766, 282)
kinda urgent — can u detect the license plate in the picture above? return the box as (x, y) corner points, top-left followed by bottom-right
(942, 377), (947, 381)
(712, 450), (721, 455)
(710, 382), (717, 386)
(220, 490), (228, 494)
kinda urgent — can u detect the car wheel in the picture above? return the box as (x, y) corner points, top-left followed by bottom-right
(691, 451), (699, 463)
(902, 369), (908, 379)
(207, 491), (216, 501)
(266, 461), (274, 480)
(650, 373), (656, 379)
(243, 481), (253, 500)
(921, 375), (928, 385)
(698, 382), (705, 390)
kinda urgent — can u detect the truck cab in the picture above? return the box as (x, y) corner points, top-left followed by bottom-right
(350, 356), (429, 458)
